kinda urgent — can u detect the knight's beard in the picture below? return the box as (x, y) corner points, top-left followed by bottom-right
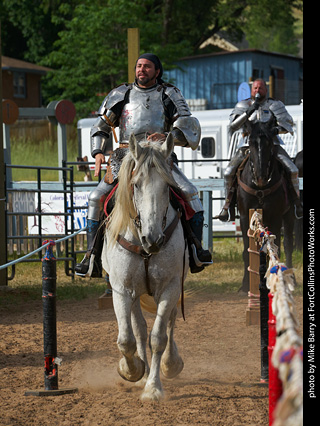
(136, 71), (158, 87)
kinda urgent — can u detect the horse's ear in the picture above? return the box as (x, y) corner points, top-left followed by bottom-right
(161, 132), (174, 159)
(129, 133), (142, 160)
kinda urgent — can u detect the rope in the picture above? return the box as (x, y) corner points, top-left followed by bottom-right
(0, 227), (87, 271)
(249, 211), (302, 426)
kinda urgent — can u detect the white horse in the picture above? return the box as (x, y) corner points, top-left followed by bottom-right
(101, 133), (188, 401)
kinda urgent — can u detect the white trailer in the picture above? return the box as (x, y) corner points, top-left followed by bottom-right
(77, 102), (303, 233)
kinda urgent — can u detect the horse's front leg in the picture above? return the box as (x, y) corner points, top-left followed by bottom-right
(112, 291), (145, 382)
(160, 305), (184, 379)
(140, 285), (180, 402)
(131, 297), (150, 381)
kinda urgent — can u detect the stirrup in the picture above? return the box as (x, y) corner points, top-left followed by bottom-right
(213, 208), (230, 222)
(294, 204), (303, 220)
(75, 253), (98, 277)
(191, 244), (213, 268)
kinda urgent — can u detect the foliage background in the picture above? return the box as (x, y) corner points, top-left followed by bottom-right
(0, 0), (303, 118)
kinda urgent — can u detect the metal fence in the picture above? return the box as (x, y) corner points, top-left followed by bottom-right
(6, 163), (77, 279)
(4, 159), (303, 280)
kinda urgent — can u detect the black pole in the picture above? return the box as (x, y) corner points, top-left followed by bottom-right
(42, 240), (58, 390)
(259, 250), (269, 383)
(25, 241), (77, 396)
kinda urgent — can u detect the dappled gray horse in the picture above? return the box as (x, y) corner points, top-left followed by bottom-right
(102, 134), (188, 401)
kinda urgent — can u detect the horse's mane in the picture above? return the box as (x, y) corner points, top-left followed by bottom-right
(107, 140), (178, 246)
(249, 119), (275, 141)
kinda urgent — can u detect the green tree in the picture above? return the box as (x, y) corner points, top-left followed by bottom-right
(1, 0), (302, 117)
(43, 0), (167, 117)
(243, 0), (301, 55)
(42, 0), (254, 117)
(0, 0), (78, 62)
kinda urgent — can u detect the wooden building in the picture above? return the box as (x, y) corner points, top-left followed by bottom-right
(1, 56), (51, 108)
(164, 49), (303, 110)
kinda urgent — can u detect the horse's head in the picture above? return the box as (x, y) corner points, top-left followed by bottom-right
(247, 117), (276, 188)
(128, 133), (176, 254)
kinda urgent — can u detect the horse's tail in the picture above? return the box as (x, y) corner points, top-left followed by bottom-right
(139, 289), (200, 314)
(139, 294), (160, 314)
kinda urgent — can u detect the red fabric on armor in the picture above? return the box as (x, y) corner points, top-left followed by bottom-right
(170, 188), (195, 220)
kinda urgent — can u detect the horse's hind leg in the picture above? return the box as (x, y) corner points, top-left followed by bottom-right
(160, 305), (184, 379)
(131, 298), (150, 380)
(112, 292), (145, 382)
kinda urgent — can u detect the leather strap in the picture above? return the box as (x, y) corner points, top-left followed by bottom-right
(117, 210), (182, 256)
(116, 210), (182, 297)
(103, 183), (119, 217)
(103, 114), (118, 144)
(237, 172), (284, 203)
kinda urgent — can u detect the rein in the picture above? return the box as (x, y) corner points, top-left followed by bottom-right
(117, 210), (181, 256)
(117, 209), (186, 320)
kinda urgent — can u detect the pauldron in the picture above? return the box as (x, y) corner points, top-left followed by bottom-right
(91, 82), (200, 156)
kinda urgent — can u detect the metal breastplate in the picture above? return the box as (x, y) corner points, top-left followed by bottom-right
(119, 85), (168, 142)
(249, 99), (273, 123)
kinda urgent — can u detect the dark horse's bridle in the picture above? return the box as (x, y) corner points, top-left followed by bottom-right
(236, 129), (284, 205)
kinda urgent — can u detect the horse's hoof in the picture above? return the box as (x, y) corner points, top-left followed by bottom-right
(161, 356), (184, 379)
(140, 385), (164, 402)
(237, 286), (248, 295)
(117, 356), (145, 382)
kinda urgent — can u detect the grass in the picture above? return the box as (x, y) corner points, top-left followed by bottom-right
(1, 238), (303, 307)
(10, 137), (86, 182)
(186, 238), (303, 295)
(3, 138), (303, 304)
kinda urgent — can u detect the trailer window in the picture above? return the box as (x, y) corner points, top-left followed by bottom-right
(201, 137), (215, 158)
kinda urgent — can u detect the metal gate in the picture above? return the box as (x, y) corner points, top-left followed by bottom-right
(5, 163), (79, 280)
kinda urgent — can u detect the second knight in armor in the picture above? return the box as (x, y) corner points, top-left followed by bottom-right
(75, 53), (213, 277)
(215, 78), (303, 222)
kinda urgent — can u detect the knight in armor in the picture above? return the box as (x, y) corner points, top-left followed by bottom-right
(215, 78), (303, 222)
(75, 53), (213, 277)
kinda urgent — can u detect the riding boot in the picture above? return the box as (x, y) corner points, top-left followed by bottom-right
(214, 147), (247, 222)
(213, 181), (236, 222)
(187, 211), (213, 274)
(75, 219), (103, 277)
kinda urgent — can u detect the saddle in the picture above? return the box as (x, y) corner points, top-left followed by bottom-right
(102, 183), (195, 223)
(101, 184), (196, 269)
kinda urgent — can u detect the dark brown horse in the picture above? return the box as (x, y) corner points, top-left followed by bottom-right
(237, 119), (295, 292)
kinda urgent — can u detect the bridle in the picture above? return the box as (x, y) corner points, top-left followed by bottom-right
(248, 131), (274, 186)
(237, 133), (283, 206)
(117, 184), (184, 301)
(132, 185), (169, 234)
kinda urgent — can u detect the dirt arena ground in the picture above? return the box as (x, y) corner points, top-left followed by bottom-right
(0, 290), (303, 426)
